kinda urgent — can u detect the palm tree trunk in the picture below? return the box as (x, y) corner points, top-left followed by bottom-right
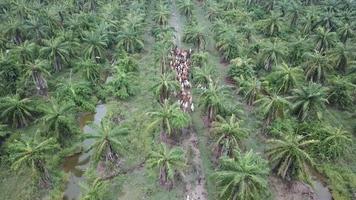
(35, 159), (51, 189)
(54, 54), (62, 72)
(159, 167), (167, 186)
(32, 71), (48, 96)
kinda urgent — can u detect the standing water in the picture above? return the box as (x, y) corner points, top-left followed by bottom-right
(62, 104), (107, 200)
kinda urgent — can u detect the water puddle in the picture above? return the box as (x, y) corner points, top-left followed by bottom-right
(62, 104), (107, 200)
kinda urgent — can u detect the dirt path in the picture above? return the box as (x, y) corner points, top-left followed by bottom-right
(169, 1), (208, 200)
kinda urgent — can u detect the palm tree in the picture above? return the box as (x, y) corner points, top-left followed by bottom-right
(223, 0), (239, 10)
(237, 77), (265, 106)
(147, 143), (186, 187)
(191, 51), (209, 68)
(80, 178), (106, 200)
(154, 41), (171, 74)
(153, 3), (170, 26)
(183, 23), (206, 51)
(258, 40), (286, 71)
(327, 76), (355, 109)
(212, 114), (248, 158)
(177, 0), (194, 18)
(24, 16), (50, 41)
(289, 83), (328, 121)
(151, 73), (180, 104)
(330, 43), (354, 74)
(192, 65), (215, 87)
(266, 63), (303, 94)
(228, 57), (255, 80)
(39, 99), (75, 144)
(255, 93), (290, 125)
(85, 120), (128, 165)
(266, 133), (318, 181)
(75, 59), (101, 83)
(117, 24), (144, 53)
(0, 95), (35, 128)
(0, 52), (20, 95)
(313, 27), (337, 53)
(147, 100), (190, 139)
(316, 11), (338, 31)
(213, 150), (270, 200)
(199, 81), (230, 122)
(288, 35), (312, 65)
(3, 19), (26, 44)
(287, 1), (302, 28)
(338, 23), (354, 44)
(318, 127), (352, 160)
(23, 59), (50, 96)
(40, 36), (73, 72)
(12, 40), (37, 64)
(82, 30), (108, 62)
(303, 51), (332, 83)
(8, 133), (58, 188)
(257, 12), (282, 37)
(216, 30), (240, 61)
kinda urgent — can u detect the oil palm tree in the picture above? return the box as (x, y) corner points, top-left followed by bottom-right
(213, 150), (270, 200)
(147, 100), (190, 139)
(177, 0), (194, 18)
(8, 133), (58, 188)
(212, 114), (248, 158)
(147, 143), (186, 187)
(0, 95), (35, 128)
(318, 127), (352, 160)
(289, 83), (328, 121)
(255, 93), (291, 125)
(228, 57), (255, 80)
(153, 3), (170, 26)
(303, 51), (332, 83)
(192, 65), (215, 87)
(266, 63), (303, 94)
(257, 12), (282, 37)
(23, 59), (50, 96)
(338, 23), (354, 44)
(266, 133), (318, 181)
(85, 120), (129, 165)
(117, 24), (144, 53)
(75, 59), (101, 83)
(80, 178), (106, 200)
(151, 73), (180, 104)
(216, 30), (240, 61)
(327, 76), (355, 109)
(237, 77), (265, 106)
(199, 81), (230, 122)
(183, 23), (206, 51)
(12, 40), (37, 64)
(330, 43), (354, 74)
(154, 41), (171, 74)
(39, 99), (75, 144)
(191, 51), (209, 68)
(313, 27), (337, 53)
(258, 39), (286, 71)
(40, 36), (73, 72)
(82, 30), (108, 62)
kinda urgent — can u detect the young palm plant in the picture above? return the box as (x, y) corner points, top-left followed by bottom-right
(266, 133), (318, 181)
(23, 59), (50, 96)
(151, 73), (180, 104)
(211, 114), (248, 159)
(199, 81), (230, 122)
(39, 99), (76, 145)
(213, 150), (270, 200)
(289, 83), (328, 121)
(8, 133), (59, 188)
(85, 120), (129, 166)
(147, 100), (190, 140)
(0, 95), (35, 128)
(147, 143), (186, 188)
